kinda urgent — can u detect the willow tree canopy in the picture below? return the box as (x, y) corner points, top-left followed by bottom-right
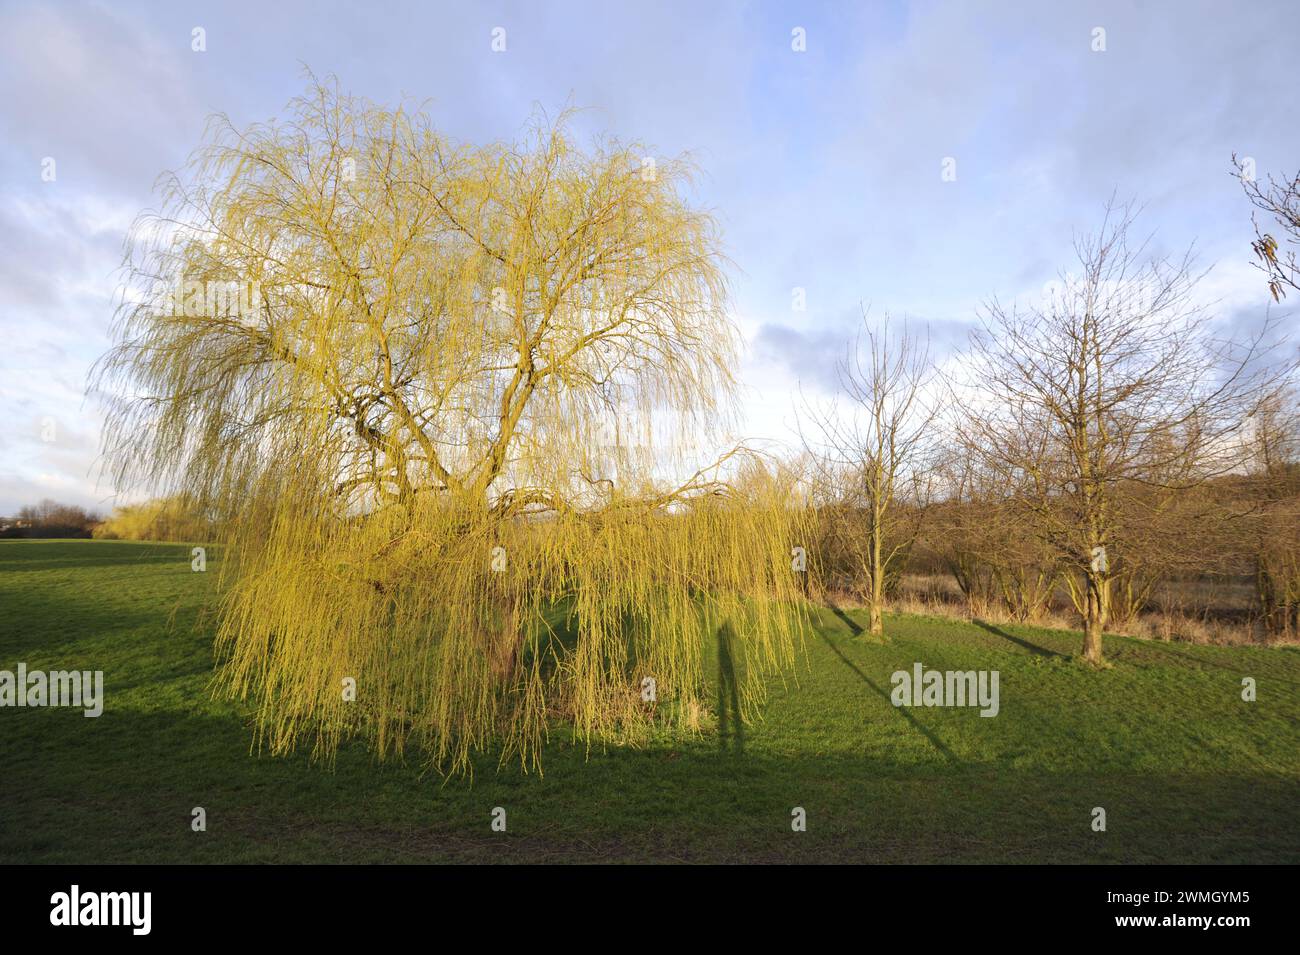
(95, 81), (808, 774)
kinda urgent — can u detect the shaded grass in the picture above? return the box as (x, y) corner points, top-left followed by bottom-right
(1, 539), (1297, 863)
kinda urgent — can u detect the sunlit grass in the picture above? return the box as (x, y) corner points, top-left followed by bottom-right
(2, 539), (1297, 863)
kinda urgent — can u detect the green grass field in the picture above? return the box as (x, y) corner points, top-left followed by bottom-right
(2, 538), (1297, 863)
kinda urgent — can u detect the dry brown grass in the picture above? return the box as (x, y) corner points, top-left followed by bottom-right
(833, 573), (1300, 648)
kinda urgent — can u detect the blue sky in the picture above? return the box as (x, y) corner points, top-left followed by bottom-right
(0, 0), (1295, 513)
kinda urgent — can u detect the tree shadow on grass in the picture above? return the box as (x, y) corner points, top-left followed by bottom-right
(972, 619), (1069, 659)
(812, 626), (958, 763)
(823, 598), (864, 636)
(716, 622), (744, 754)
(6, 707), (1299, 864)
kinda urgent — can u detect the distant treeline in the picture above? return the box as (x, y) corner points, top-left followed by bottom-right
(1, 499), (101, 538)
(805, 439), (1300, 642)
(1, 496), (213, 542)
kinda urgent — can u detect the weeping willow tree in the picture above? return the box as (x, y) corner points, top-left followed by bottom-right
(93, 80), (809, 774)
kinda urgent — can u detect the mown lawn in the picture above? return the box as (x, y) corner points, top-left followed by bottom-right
(1, 538), (1297, 863)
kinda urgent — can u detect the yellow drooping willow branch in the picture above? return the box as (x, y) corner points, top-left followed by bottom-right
(92, 76), (809, 774)
(213, 469), (809, 775)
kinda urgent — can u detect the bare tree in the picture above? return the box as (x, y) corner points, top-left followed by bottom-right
(801, 312), (938, 636)
(953, 203), (1286, 664)
(925, 458), (1004, 615)
(1243, 387), (1300, 634)
(925, 455), (1060, 621)
(12, 499), (101, 538)
(1235, 154), (1300, 302)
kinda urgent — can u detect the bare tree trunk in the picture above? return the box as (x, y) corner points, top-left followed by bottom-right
(1255, 555), (1280, 634)
(1082, 572), (1108, 664)
(868, 507), (885, 636)
(867, 575), (885, 635)
(799, 312), (937, 643)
